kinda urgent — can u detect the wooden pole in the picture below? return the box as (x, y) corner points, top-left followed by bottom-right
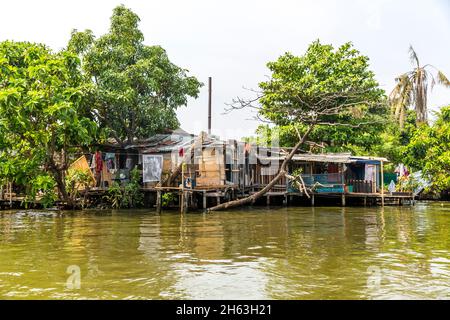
(203, 191), (207, 210)
(156, 190), (162, 214)
(208, 77), (212, 135)
(9, 181), (12, 207)
(381, 160), (385, 206)
(181, 163), (186, 214)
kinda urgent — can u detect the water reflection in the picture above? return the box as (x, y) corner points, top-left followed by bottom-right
(0, 203), (449, 299)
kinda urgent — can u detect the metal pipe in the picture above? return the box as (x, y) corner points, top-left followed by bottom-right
(208, 76), (212, 135)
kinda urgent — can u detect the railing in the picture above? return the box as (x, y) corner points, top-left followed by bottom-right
(347, 179), (375, 193)
(257, 173), (377, 194)
(298, 173), (344, 193)
(300, 173), (343, 185)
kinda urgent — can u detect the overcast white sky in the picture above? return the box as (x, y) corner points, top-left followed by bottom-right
(1, 0), (449, 139)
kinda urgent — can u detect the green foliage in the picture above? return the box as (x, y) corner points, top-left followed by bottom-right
(247, 40), (387, 151)
(68, 5), (202, 145)
(122, 168), (143, 208)
(0, 41), (98, 203)
(104, 168), (143, 208)
(402, 106), (450, 192)
(105, 182), (123, 209)
(25, 174), (58, 208)
(161, 192), (177, 207)
(372, 110), (418, 170)
(65, 168), (94, 207)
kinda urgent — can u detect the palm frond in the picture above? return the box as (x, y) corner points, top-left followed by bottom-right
(389, 73), (413, 128)
(429, 70), (436, 91)
(409, 45), (420, 67)
(437, 70), (450, 87)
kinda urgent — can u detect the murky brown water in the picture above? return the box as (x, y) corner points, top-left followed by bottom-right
(0, 202), (449, 299)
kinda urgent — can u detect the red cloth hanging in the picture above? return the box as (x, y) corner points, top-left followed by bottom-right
(179, 148), (184, 157)
(95, 151), (103, 173)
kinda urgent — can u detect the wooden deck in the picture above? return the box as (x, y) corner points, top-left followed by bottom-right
(0, 185), (415, 211)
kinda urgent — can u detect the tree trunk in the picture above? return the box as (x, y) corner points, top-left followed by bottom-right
(51, 168), (71, 206)
(207, 125), (313, 212)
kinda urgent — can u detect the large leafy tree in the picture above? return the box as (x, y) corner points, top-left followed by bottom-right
(68, 5), (202, 145)
(209, 40), (385, 211)
(244, 42), (388, 153)
(0, 41), (97, 204)
(403, 106), (450, 192)
(389, 46), (450, 128)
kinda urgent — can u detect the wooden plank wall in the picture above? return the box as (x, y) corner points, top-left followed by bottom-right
(196, 146), (225, 187)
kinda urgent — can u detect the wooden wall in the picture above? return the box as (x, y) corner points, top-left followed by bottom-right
(196, 147), (225, 187)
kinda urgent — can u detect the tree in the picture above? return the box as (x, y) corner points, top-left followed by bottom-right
(246, 116), (388, 154)
(0, 41), (97, 205)
(389, 46), (450, 128)
(403, 105), (450, 192)
(208, 40), (385, 211)
(68, 5), (202, 146)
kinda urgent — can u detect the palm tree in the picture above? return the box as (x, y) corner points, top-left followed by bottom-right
(389, 46), (450, 128)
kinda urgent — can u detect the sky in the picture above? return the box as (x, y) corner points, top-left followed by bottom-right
(0, 0), (449, 140)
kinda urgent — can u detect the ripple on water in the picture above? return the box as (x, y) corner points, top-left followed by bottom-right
(1, 205), (450, 299)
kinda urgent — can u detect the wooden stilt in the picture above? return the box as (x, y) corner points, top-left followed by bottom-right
(203, 191), (207, 210)
(9, 182), (12, 208)
(381, 160), (385, 206)
(180, 163), (186, 214)
(341, 194), (346, 206)
(266, 195), (270, 206)
(181, 191), (188, 214)
(311, 194), (315, 206)
(156, 190), (162, 214)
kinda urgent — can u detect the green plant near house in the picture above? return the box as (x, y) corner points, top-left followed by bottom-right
(105, 182), (123, 209)
(104, 168), (143, 209)
(65, 169), (94, 208)
(122, 168), (143, 208)
(161, 192), (177, 207)
(24, 175), (58, 208)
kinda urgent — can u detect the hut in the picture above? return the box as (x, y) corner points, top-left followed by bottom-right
(73, 129), (413, 209)
(252, 151), (405, 205)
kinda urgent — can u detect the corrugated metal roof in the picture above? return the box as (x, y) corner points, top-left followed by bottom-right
(258, 153), (388, 163)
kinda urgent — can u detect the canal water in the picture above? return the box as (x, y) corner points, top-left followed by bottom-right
(0, 202), (449, 299)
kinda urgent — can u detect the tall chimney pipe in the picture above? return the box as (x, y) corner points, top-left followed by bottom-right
(208, 76), (212, 135)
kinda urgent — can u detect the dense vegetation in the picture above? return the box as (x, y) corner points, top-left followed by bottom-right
(403, 106), (450, 192)
(0, 41), (97, 205)
(0, 6), (201, 207)
(68, 5), (202, 146)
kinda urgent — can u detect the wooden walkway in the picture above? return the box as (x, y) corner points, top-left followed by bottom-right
(0, 186), (415, 211)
